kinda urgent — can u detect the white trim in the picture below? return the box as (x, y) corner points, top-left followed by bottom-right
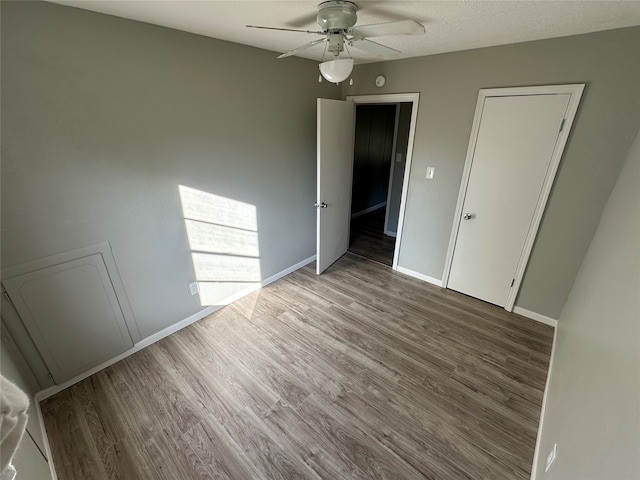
(441, 84), (585, 312)
(396, 266), (443, 287)
(346, 93), (420, 104)
(530, 325), (559, 479)
(1, 242), (112, 280)
(384, 230), (397, 238)
(513, 306), (558, 328)
(346, 93), (420, 272)
(33, 397), (58, 480)
(33, 255), (316, 402)
(351, 201), (387, 219)
(383, 104), (401, 233)
(1, 241), (141, 343)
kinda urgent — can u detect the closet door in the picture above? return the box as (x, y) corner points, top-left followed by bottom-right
(447, 92), (575, 307)
(3, 254), (133, 383)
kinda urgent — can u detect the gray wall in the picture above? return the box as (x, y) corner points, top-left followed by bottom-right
(1, 1), (339, 345)
(344, 27), (640, 319)
(386, 103), (412, 234)
(534, 129), (639, 479)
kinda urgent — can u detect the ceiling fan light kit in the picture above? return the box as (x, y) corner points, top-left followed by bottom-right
(247, 0), (425, 83)
(319, 58), (354, 84)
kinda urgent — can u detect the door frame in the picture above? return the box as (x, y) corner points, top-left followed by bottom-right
(346, 93), (420, 270)
(441, 84), (585, 311)
(383, 104), (401, 237)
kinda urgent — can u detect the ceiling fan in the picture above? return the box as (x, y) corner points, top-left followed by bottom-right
(247, 1), (425, 83)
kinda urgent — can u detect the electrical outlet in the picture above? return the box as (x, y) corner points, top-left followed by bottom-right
(545, 443), (557, 472)
(189, 282), (200, 296)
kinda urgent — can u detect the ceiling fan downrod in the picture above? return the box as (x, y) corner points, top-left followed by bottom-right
(327, 31), (345, 56)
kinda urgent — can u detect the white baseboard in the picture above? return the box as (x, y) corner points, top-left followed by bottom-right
(34, 255), (316, 403)
(530, 325), (558, 479)
(261, 255), (316, 287)
(396, 266), (443, 287)
(351, 202), (386, 219)
(384, 229), (397, 238)
(513, 306), (558, 328)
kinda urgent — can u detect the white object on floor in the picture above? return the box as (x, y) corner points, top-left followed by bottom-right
(0, 375), (29, 478)
(0, 465), (16, 480)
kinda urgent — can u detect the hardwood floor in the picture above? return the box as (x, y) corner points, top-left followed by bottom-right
(40, 253), (553, 480)
(349, 208), (395, 266)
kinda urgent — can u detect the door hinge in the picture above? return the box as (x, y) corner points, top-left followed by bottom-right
(2, 290), (10, 302)
(47, 372), (55, 382)
(511, 278), (515, 288)
(558, 118), (566, 133)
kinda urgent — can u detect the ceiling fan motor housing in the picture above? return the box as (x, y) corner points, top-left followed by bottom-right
(317, 1), (357, 31)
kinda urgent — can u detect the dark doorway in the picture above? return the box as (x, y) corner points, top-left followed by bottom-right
(349, 103), (413, 266)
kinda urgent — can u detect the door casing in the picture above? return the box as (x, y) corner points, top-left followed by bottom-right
(346, 93), (420, 271)
(442, 84), (585, 311)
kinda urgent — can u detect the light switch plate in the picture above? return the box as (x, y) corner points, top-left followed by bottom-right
(189, 282), (200, 296)
(396, 153), (403, 162)
(426, 167), (435, 180)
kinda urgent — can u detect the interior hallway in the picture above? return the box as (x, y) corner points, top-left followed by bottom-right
(348, 207), (396, 266)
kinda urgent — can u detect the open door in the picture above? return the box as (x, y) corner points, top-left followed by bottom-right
(316, 98), (355, 274)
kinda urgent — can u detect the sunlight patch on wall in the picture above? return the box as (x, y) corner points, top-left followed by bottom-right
(184, 220), (259, 257)
(180, 185), (257, 231)
(179, 185), (261, 307)
(191, 253), (261, 282)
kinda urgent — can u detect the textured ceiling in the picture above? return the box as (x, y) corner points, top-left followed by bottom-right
(47, 1), (640, 63)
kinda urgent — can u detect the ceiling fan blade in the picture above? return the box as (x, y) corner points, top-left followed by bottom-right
(283, 12), (319, 29)
(246, 25), (324, 35)
(350, 19), (425, 38)
(350, 38), (400, 57)
(278, 38), (327, 59)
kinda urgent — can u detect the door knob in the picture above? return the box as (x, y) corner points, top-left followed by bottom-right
(315, 202), (328, 208)
(463, 213), (474, 220)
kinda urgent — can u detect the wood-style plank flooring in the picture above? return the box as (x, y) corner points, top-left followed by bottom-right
(349, 208), (395, 266)
(41, 253), (553, 480)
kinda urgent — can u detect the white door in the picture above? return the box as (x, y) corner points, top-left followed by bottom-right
(448, 93), (571, 307)
(3, 254), (134, 383)
(316, 98), (355, 274)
